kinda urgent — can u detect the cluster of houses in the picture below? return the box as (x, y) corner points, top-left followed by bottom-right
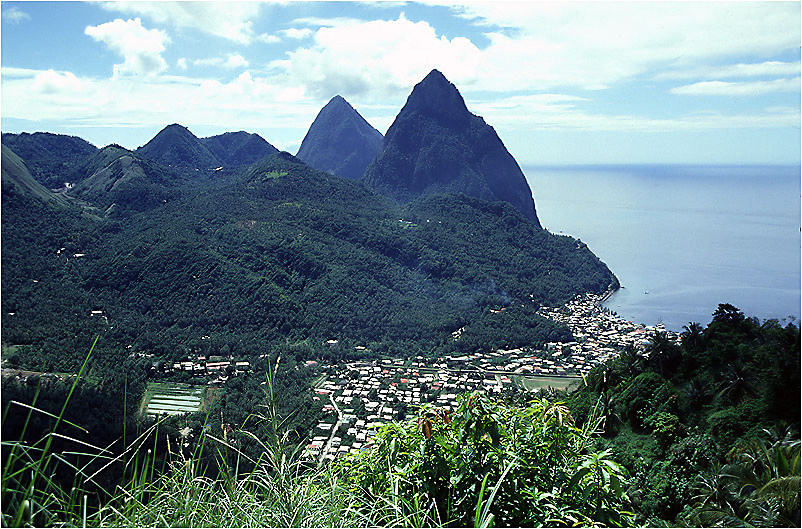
(537, 292), (681, 358)
(149, 354), (252, 385)
(305, 292), (680, 462)
(306, 357), (502, 461)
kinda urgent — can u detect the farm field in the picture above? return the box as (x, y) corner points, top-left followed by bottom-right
(515, 375), (581, 392)
(142, 382), (205, 417)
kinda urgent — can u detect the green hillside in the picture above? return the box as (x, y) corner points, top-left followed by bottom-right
(1, 145), (69, 207)
(2, 150), (616, 369)
(70, 145), (183, 214)
(137, 123), (221, 170)
(201, 131), (279, 166)
(1, 131), (98, 188)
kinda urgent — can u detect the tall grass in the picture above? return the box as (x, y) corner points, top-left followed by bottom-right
(1, 347), (453, 527)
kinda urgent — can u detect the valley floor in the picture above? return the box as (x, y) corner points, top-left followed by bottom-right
(308, 292), (680, 462)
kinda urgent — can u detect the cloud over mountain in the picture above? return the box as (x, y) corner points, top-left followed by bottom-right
(85, 18), (169, 77)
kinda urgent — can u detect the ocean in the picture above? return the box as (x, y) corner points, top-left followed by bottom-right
(524, 165), (801, 331)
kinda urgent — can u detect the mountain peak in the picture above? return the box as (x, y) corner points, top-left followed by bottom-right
(295, 95), (383, 180)
(137, 123), (220, 170)
(363, 70), (540, 225)
(201, 131), (278, 166)
(402, 69), (469, 123)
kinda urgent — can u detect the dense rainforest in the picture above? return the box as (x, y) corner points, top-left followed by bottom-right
(2, 303), (798, 527)
(2, 138), (615, 374)
(564, 303), (800, 526)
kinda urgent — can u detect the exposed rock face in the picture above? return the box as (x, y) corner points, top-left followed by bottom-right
(202, 131), (278, 166)
(296, 95), (383, 180)
(137, 124), (220, 170)
(363, 70), (540, 226)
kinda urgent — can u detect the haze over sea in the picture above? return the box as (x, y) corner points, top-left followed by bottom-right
(526, 165), (801, 332)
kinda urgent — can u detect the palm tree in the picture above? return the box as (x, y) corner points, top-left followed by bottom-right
(723, 431), (801, 526)
(716, 362), (756, 404)
(683, 377), (711, 411)
(617, 344), (645, 379)
(598, 391), (622, 437)
(688, 430), (801, 527)
(647, 331), (678, 378)
(681, 322), (706, 354)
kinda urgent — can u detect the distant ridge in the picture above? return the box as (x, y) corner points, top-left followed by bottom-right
(363, 69), (540, 226)
(296, 95), (383, 180)
(71, 144), (177, 213)
(1, 144), (69, 206)
(202, 131), (279, 166)
(1, 132), (98, 188)
(137, 124), (220, 170)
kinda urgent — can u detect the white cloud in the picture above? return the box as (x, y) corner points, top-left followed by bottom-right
(657, 61), (802, 81)
(1, 67), (319, 142)
(224, 53), (249, 69)
(31, 70), (85, 94)
(100, 2), (263, 44)
(176, 58), (188, 70)
(291, 16), (365, 28)
(274, 14), (483, 100)
(280, 27), (313, 40)
(3, 6), (30, 23)
(431, 2), (801, 92)
(85, 18), (169, 77)
(193, 53), (249, 70)
(470, 92), (800, 133)
(258, 33), (281, 44)
(670, 77), (801, 96)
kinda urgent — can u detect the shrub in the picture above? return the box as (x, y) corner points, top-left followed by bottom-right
(335, 392), (635, 527)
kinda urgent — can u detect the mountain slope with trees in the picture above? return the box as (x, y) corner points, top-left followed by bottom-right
(201, 131), (279, 166)
(1, 131), (98, 188)
(2, 144), (616, 370)
(296, 95), (383, 180)
(136, 123), (221, 170)
(363, 69), (540, 226)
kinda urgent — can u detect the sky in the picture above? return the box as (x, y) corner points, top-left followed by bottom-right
(1, 1), (800, 165)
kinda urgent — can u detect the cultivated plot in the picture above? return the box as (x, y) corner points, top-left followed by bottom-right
(142, 382), (204, 417)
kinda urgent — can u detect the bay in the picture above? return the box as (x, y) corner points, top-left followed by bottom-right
(524, 165), (801, 331)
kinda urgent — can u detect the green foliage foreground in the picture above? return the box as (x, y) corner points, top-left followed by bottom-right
(2, 376), (635, 527)
(336, 393), (634, 527)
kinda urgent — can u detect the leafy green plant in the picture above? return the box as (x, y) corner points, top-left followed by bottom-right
(335, 392), (635, 527)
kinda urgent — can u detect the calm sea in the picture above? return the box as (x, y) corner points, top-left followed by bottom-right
(524, 165), (801, 331)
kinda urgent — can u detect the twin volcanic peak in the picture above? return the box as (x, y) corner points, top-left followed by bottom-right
(137, 124), (278, 170)
(296, 95), (383, 180)
(363, 69), (540, 226)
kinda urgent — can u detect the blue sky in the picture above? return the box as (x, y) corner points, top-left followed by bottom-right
(2, 1), (800, 164)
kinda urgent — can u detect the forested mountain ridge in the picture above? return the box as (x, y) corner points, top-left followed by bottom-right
(363, 69), (540, 226)
(136, 123), (221, 170)
(201, 131), (279, 167)
(1, 131), (98, 188)
(69, 144), (185, 214)
(2, 141), (617, 370)
(296, 95), (383, 180)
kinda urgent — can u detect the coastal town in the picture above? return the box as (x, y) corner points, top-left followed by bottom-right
(305, 292), (680, 462)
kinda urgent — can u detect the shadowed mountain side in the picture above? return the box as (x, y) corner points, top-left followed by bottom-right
(1, 144), (69, 207)
(202, 131), (279, 167)
(1, 132), (98, 188)
(363, 69), (539, 226)
(296, 95), (383, 180)
(137, 124), (221, 170)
